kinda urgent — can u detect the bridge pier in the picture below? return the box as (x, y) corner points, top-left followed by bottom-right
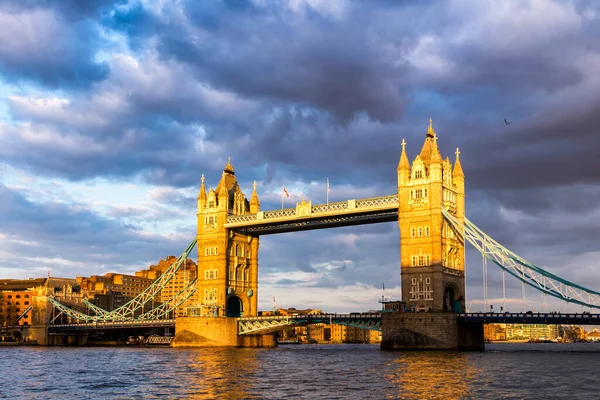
(172, 317), (276, 348)
(381, 312), (484, 351)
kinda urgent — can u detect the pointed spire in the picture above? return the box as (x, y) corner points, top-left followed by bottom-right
(250, 180), (260, 213)
(398, 138), (410, 171)
(427, 118), (435, 138)
(419, 118), (438, 166)
(224, 157), (235, 174)
(198, 174), (207, 201)
(453, 147), (464, 177)
(218, 171), (228, 195)
(430, 133), (442, 164)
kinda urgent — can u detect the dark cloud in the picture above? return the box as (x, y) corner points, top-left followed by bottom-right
(0, 4), (110, 87)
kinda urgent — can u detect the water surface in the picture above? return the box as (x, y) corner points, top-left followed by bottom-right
(2, 343), (599, 399)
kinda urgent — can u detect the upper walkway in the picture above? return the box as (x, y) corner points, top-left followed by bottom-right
(225, 195), (399, 235)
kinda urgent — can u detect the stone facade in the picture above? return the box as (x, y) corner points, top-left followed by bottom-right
(196, 159), (260, 318)
(397, 120), (465, 312)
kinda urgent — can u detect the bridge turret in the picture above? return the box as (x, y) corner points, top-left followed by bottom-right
(250, 181), (260, 213)
(429, 132), (443, 183)
(397, 139), (410, 186)
(218, 171), (229, 211)
(197, 174), (207, 212)
(453, 148), (465, 220)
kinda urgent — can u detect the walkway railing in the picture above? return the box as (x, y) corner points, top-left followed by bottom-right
(225, 195), (398, 227)
(459, 312), (600, 325)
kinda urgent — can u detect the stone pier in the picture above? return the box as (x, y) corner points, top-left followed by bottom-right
(172, 317), (276, 348)
(381, 312), (484, 351)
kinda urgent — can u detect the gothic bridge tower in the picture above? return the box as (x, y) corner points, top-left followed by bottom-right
(397, 120), (465, 312)
(196, 158), (260, 317)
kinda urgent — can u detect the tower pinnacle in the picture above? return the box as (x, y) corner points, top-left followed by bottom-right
(453, 147), (464, 177)
(224, 157), (235, 174)
(198, 174), (207, 201)
(398, 138), (410, 171)
(427, 118), (435, 138)
(250, 180), (260, 213)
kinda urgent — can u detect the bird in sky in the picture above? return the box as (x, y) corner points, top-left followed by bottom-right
(504, 119), (511, 125)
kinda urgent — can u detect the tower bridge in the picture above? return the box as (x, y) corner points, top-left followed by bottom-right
(46, 119), (600, 350)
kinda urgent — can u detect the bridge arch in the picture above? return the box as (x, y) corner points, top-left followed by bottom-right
(226, 296), (243, 317)
(444, 283), (463, 313)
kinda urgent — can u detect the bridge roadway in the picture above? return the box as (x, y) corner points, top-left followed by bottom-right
(48, 319), (175, 334)
(47, 312), (600, 335)
(238, 313), (383, 335)
(224, 195), (399, 235)
(458, 312), (600, 325)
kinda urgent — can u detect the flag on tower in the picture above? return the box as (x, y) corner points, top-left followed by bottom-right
(283, 186), (290, 198)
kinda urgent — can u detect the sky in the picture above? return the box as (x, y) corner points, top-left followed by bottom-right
(1, 0), (600, 313)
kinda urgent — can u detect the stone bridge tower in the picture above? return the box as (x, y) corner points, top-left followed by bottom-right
(397, 120), (465, 312)
(196, 159), (259, 317)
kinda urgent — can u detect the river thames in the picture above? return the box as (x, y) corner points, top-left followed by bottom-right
(2, 343), (599, 399)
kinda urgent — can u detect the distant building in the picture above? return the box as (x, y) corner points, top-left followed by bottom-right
(0, 277), (82, 331)
(587, 328), (600, 341)
(77, 273), (154, 312)
(136, 257), (198, 317)
(484, 323), (559, 341)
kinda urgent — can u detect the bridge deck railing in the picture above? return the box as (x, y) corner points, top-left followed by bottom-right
(225, 195), (398, 227)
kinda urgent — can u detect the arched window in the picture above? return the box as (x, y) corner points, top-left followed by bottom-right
(25, 295), (29, 298)
(16, 295), (21, 298)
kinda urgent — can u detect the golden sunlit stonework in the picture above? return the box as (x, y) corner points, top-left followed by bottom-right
(196, 158), (260, 318)
(398, 119), (465, 313)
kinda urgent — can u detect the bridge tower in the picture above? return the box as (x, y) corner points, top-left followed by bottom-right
(397, 119), (465, 313)
(196, 159), (259, 318)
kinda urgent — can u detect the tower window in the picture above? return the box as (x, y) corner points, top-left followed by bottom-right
(415, 170), (423, 179)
